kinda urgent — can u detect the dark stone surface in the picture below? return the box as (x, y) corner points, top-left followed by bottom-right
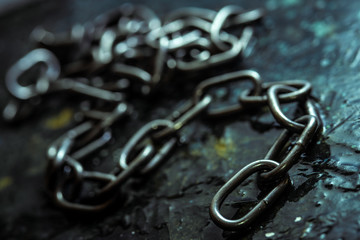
(1, 0), (360, 239)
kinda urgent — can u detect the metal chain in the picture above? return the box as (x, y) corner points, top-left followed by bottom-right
(2, 3), (321, 231)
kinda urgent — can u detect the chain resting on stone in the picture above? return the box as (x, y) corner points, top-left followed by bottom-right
(3, 3), (321, 231)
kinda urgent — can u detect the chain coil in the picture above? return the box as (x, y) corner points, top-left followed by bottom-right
(3, 3), (321, 231)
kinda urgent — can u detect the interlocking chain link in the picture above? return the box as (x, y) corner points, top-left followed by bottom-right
(3, 3), (321, 231)
(210, 87), (320, 230)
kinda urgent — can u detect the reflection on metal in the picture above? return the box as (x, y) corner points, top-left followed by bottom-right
(2, 2), (326, 236)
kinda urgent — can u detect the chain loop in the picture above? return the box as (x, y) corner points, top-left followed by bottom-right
(267, 85), (308, 132)
(119, 119), (178, 174)
(194, 69), (262, 117)
(260, 115), (319, 181)
(175, 27), (251, 71)
(239, 79), (311, 108)
(6, 48), (61, 100)
(210, 160), (290, 230)
(152, 95), (212, 139)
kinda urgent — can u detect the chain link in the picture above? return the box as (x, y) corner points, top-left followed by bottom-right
(3, 3), (322, 231)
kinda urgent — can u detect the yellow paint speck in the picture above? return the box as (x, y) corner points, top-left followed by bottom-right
(0, 176), (13, 191)
(214, 137), (235, 158)
(189, 149), (201, 157)
(45, 108), (73, 129)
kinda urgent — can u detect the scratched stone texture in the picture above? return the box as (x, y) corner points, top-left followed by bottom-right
(1, 0), (360, 239)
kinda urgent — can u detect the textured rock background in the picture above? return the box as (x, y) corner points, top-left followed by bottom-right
(1, 0), (360, 239)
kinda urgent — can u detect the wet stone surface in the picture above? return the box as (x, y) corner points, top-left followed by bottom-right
(1, 0), (360, 239)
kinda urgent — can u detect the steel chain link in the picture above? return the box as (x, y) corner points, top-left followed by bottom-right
(3, 3), (321, 231)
